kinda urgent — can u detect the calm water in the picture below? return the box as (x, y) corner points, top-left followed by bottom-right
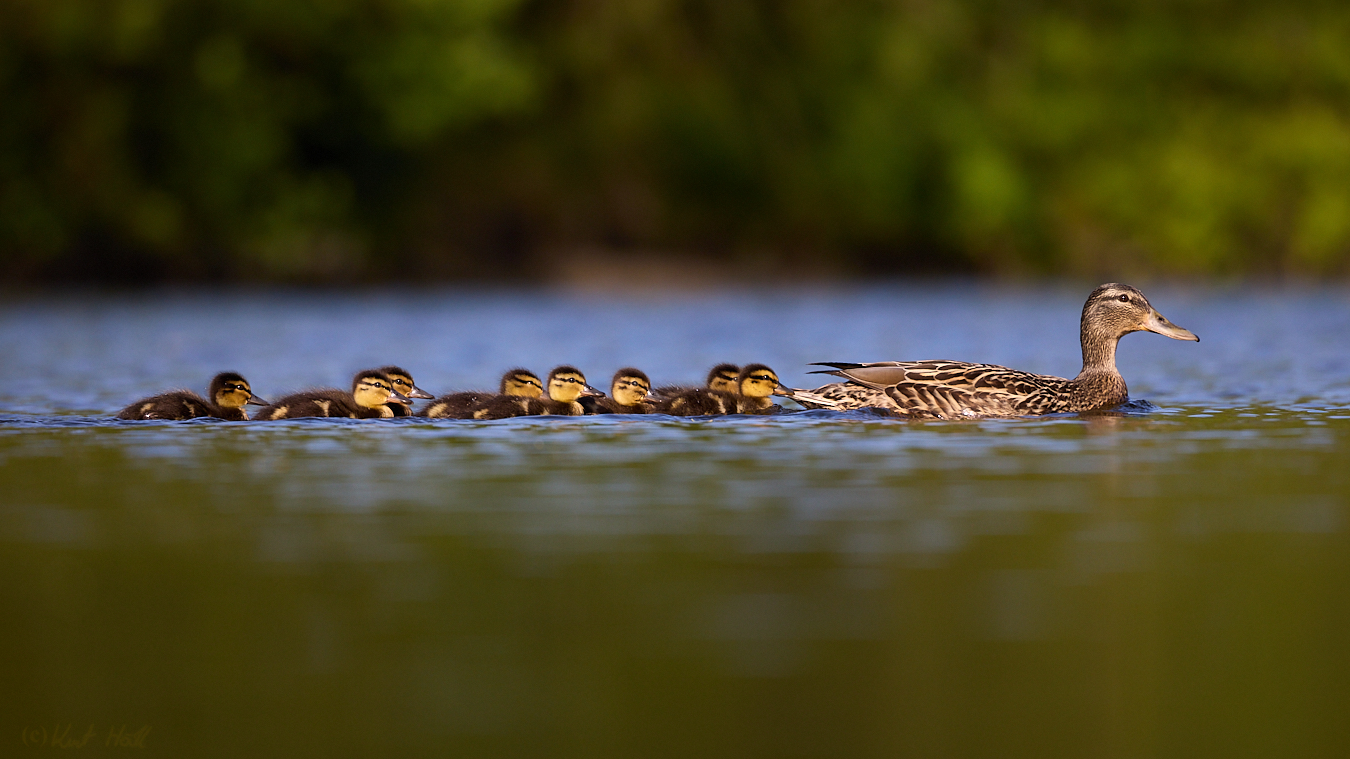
(2, 283), (1348, 758)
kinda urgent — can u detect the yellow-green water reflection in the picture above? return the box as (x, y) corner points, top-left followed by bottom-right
(3, 408), (1347, 757)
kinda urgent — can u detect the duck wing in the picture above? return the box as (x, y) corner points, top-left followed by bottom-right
(809, 361), (1071, 417)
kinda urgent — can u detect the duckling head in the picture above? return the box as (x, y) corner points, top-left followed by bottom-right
(500, 368), (544, 398)
(376, 365), (435, 401)
(1082, 284), (1198, 343)
(209, 372), (268, 409)
(707, 364), (740, 392)
(610, 368), (653, 406)
(737, 364), (782, 399)
(547, 366), (603, 404)
(351, 370), (409, 409)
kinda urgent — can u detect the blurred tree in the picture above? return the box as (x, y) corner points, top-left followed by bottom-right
(3, 0), (1350, 281)
(0, 0), (532, 281)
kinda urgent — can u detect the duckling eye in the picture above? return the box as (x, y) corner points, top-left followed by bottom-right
(1117, 294), (1130, 303)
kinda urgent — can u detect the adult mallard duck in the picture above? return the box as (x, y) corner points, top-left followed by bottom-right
(586, 368), (659, 414)
(375, 365), (435, 417)
(421, 368), (543, 419)
(471, 366), (603, 419)
(253, 370), (410, 420)
(798, 283), (1198, 418)
(116, 372), (268, 421)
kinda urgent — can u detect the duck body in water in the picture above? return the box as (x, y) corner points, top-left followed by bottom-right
(253, 370), (409, 420)
(798, 283), (1199, 418)
(472, 366), (602, 419)
(652, 363), (740, 401)
(656, 364), (835, 416)
(422, 369), (542, 419)
(116, 372), (267, 421)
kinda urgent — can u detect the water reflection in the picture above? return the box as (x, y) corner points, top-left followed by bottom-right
(2, 287), (1349, 757)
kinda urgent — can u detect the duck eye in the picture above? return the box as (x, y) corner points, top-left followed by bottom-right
(1117, 294), (1130, 303)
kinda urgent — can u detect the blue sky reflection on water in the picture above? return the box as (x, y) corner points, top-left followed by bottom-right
(1, 284), (1348, 758)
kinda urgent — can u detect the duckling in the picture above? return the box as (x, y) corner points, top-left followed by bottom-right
(471, 366), (603, 420)
(375, 365), (435, 417)
(653, 363), (740, 400)
(658, 363), (794, 416)
(116, 372), (268, 421)
(422, 368), (543, 419)
(799, 283), (1199, 418)
(586, 368), (658, 414)
(726, 363), (786, 414)
(252, 370), (410, 420)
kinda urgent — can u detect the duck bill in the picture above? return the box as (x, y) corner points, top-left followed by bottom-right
(388, 391), (412, 405)
(773, 384), (795, 397)
(1143, 310), (1199, 342)
(246, 394), (270, 406)
(407, 385), (435, 400)
(581, 385), (605, 398)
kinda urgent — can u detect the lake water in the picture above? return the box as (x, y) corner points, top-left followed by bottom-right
(2, 283), (1348, 758)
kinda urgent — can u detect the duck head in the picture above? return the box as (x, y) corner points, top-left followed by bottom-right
(376, 365), (434, 403)
(1082, 284), (1197, 341)
(706, 364), (740, 392)
(1080, 284), (1198, 371)
(546, 366), (603, 403)
(610, 367), (655, 406)
(209, 372), (268, 409)
(737, 364), (783, 399)
(352, 370), (409, 409)
(500, 368), (544, 398)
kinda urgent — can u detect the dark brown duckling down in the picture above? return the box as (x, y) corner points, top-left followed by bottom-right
(472, 366), (602, 419)
(253, 370), (409, 420)
(422, 369), (543, 419)
(116, 372), (267, 421)
(653, 363), (739, 400)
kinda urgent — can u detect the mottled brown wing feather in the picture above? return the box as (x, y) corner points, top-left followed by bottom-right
(805, 360), (1074, 418)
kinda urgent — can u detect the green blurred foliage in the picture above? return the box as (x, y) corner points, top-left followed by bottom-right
(3, 0), (1350, 281)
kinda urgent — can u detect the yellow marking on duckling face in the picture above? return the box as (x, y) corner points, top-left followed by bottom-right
(505, 374), (543, 398)
(215, 382), (253, 409)
(612, 377), (651, 406)
(740, 371), (780, 398)
(548, 373), (589, 403)
(353, 379), (395, 409)
(709, 373), (739, 392)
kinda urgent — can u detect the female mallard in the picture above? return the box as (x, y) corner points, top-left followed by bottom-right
(586, 368), (658, 414)
(421, 368), (543, 419)
(116, 372), (268, 421)
(253, 370), (410, 420)
(798, 283), (1198, 418)
(471, 366), (602, 419)
(375, 365), (435, 417)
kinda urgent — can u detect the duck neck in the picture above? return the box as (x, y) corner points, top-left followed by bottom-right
(1077, 325), (1121, 379)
